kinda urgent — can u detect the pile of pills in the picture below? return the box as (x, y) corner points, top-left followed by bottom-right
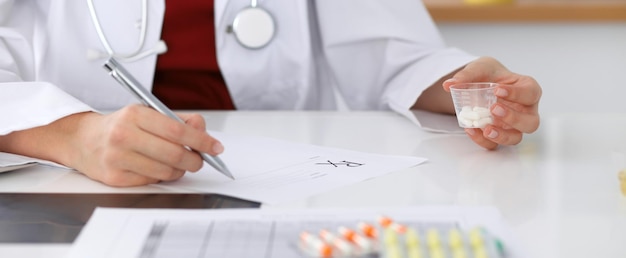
(297, 216), (505, 258)
(457, 106), (493, 129)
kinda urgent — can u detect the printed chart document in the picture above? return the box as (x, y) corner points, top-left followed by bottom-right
(67, 207), (523, 258)
(158, 131), (427, 204)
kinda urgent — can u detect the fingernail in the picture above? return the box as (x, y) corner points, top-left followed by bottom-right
(465, 128), (476, 135)
(492, 105), (506, 117)
(487, 129), (499, 139)
(495, 88), (509, 97)
(212, 142), (224, 154)
(444, 78), (458, 85)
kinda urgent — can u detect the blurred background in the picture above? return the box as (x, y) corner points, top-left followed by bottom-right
(423, 0), (626, 115)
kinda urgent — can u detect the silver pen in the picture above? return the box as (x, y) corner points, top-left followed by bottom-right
(103, 58), (235, 180)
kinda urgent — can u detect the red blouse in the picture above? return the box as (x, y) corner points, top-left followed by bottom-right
(152, 0), (235, 110)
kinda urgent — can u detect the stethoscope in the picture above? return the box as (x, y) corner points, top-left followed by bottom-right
(86, 0), (276, 62)
(227, 0), (276, 49)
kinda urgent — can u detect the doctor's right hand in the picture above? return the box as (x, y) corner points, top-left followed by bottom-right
(68, 105), (224, 186)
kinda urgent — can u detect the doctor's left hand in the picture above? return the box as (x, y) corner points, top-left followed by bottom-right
(68, 105), (224, 186)
(442, 56), (542, 150)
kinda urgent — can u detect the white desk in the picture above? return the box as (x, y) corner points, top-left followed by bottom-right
(1, 111), (625, 258)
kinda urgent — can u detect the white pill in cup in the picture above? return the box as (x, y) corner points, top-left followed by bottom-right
(450, 82), (498, 129)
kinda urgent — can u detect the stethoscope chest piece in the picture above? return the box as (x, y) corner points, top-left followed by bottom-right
(231, 6), (275, 49)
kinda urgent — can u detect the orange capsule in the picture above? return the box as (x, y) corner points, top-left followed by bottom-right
(379, 216), (393, 227)
(357, 222), (378, 238)
(300, 231), (333, 257)
(377, 216), (407, 234)
(319, 229), (354, 256)
(338, 226), (372, 251)
(338, 226), (356, 241)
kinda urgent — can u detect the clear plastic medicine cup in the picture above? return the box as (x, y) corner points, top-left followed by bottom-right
(449, 82), (497, 129)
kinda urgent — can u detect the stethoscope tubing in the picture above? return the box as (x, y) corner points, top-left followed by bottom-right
(87, 0), (275, 62)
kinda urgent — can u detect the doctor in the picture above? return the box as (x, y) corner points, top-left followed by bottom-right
(0, 0), (541, 186)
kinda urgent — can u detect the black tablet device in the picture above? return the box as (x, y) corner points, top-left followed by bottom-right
(0, 193), (260, 243)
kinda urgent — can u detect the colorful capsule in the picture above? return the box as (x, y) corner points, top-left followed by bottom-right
(378, 216), (407, 233)
(448, 229), (464, 250)
(300, 231), (333, 258)
(319, 229), (354, 256)
(358, 221), (378, 238)
(426, 228), (441, 248)
(405, 228), (423, 258)
(469, 228), (484, 248)
(338, 226), (372, 252)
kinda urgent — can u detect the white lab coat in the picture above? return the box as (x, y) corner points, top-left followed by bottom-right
(0, 0), (476, 135)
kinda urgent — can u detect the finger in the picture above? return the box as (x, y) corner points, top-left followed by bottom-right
(178, 113), (207, 132)
(442, 78), (456, 92)
(104, 111), (205, 172)
(442, 57), (507, 92)
(129, 107), (224, 156)
(97, 169), (161, 187)
(451, 57), (509, 83)
(482, 125), (524, 146)
(129, 125), (205, 172)
(102, 147), (190, 181)
(465, 128), (498, 150)
(490, 103), (540, 133)
(493, 76), (542, 106)
(176, 113), (224, 159)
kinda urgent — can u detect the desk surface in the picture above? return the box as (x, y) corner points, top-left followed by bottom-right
(1, 111), (625, 258)
(423, 0), (626, 22)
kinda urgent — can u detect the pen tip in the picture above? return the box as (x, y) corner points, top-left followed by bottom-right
(221, 167), (235, 180)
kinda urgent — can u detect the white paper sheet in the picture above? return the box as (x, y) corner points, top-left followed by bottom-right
(158, 131), (426, 204)
(159, 132), (426, 204)
(67, 206), (523, 258)
(0, 152), (49, 173)
(0, 131), (425, 205)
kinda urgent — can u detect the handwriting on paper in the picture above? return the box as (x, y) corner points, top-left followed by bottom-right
(315, 160), (365, 167)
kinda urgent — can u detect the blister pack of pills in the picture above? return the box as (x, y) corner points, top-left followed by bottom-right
(297, 216), (506, 258)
